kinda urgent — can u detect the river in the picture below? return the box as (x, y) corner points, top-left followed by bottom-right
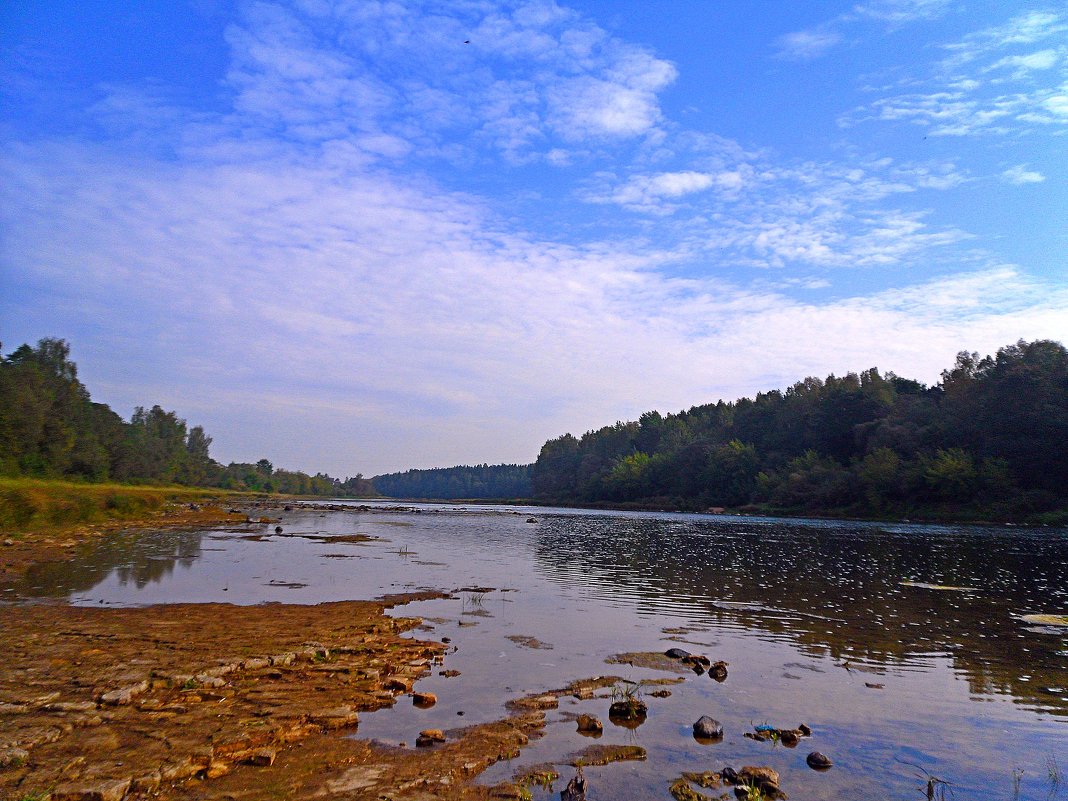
(10, 502), (1068, 800)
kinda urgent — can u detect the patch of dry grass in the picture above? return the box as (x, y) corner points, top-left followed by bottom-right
(0, 477), (239, 534)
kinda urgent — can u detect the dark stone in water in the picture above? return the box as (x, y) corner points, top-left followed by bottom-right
(720, 767), (738, 784)
(692, 715), (724, 740)
(275, 526), (283, 533)
(710, 661), (728, 681)
(560, 768), (587, 801)
(664, 648), (690, 659)
(807, 751), (833, 770)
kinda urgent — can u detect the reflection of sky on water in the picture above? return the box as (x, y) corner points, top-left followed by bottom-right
(6, 505), (1067, 801)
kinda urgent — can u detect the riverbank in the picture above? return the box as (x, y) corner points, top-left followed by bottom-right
(0, 593), (548, 801)
(0, 478), (249, 535)
(0, 497), (555, 801)
(0, 479), (253, 584)
(518, 496), (1068, 527)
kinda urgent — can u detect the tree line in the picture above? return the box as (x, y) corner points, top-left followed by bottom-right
(531, 340), (1068, 523)
(372, 463), (532, 499)
(0, 338), (375, 496)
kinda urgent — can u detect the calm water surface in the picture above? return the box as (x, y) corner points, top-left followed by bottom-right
(8, 503), (1068, 801)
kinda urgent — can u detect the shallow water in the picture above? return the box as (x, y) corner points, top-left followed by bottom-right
(8, 503), (1068, 800)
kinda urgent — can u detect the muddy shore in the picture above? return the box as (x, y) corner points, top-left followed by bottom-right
(0, 502), (549, 801)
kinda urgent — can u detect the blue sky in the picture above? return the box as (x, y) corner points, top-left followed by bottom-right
(2, 0), (1066, 476)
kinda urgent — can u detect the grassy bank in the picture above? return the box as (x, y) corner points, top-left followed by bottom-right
(0, 477), (241, 535)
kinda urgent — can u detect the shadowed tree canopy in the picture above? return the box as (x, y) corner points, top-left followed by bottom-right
(372, 463), (532, 499)
(0, 338), (375, 497)
(531, 340), (1068, 523)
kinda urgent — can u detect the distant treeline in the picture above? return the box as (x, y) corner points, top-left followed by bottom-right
(532, 340), (1068, 523)
(0, 338), (375, 496)
(372, 463), (532, 499)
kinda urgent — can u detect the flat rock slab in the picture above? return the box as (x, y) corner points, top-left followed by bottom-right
(605, 652), (691, 673)
(0, 597), (447, 801)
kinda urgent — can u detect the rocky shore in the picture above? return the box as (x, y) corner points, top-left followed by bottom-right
(0, 593), (554, 801)
(0, 505), (553, 801)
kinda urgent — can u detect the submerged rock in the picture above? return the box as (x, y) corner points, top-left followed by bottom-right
(692, 715), (724, 740)
(416, 729), (446, 747)
(669, 778), (714, 801)
(744, 722), (811, 745)
(576, 714), (602, 735)
(670, 772), (723, 801)
(806, 751), (833, 770)
(709, 661), (728, 681)
(560, 768), (587, 801)
(568, 744), (646, 766)
(412, 691), (437, 708)
(734, 766), (783, 799)
(607, 651), (691, 674)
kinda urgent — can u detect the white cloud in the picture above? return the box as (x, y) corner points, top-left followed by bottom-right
(775, 29), (842, 60)
(1044, 90), (1068, 117)
(846, 83), (1068, 136)
(583, 168), (747, 213)
(580, 151), (969, 266)
(843, 11), (1068, 136)
(986, 48), (1062, 75)
(853, 0), (951, 24)
(942, 10), (1068, 67)
(1001, 165), (1046, 185)
(650, 171), (719, 196)
(4, 134), (1063, 475)
(216, 0), (678, 160)
(5, 143), (1065, 475)
(547, 68), (675, 140)
(774, 0), (951, 61)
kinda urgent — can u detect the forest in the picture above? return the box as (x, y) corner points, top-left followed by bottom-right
(0, 338), (375, 496)
(372, 463), (532, 499)
(531, 339), (1068, 523)
(5, 336), (1067, 522)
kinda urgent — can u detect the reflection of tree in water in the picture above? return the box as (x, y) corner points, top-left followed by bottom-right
(15, 528), (205, 597)
(533, 516), (1068, 717)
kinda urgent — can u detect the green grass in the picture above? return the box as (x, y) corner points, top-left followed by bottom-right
(0, 477), (240, 535)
